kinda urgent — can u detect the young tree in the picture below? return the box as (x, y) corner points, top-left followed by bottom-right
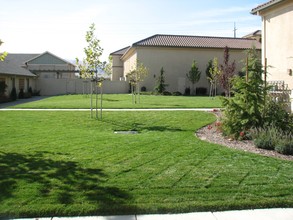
(208, 57), (221, 97)
(206, 59), (213, 82)
(206, 59), (213, 95)
(219, 46), (236, 97)
(127, 60), (149, 104)
(186, 60), (201, 95)
(155, 67), (168, 94)
(0, 39), (8, 61)
(76, 23), (104, 119)
(101, 55), (113, 76)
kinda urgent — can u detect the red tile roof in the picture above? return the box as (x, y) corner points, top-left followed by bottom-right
(251, 0), (284, 14)
(132, 34), (261, 50)
(110, 46), (130, 55)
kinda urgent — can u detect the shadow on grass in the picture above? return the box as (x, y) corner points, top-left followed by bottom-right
(0, 151), (135, 216)
(104, 120), (184, 133)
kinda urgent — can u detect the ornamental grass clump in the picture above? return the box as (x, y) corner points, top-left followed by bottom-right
(252, 127), (293, 155)
(275, 133), (293, 155)
(251, 126), (280, 150)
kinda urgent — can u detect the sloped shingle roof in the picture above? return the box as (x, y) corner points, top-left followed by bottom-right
(132, 34), (261, 50)
(0, 54), (39, 77)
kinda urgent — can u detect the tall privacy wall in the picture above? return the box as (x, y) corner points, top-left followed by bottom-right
(36, 78), (129, 96)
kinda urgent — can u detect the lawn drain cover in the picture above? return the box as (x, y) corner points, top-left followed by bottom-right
(114, 131), (138, 134)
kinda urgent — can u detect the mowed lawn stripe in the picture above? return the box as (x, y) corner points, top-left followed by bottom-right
(0, 111), (292, 217)
(10, 94), (222, 109)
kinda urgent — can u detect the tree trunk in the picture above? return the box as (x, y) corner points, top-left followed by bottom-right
(90, 81), (93, 118)
(100, 84), (103, 120)
(96, 83), (98, 119)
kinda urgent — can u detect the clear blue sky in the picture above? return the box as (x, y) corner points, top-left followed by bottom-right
(0, 0), (264, 62)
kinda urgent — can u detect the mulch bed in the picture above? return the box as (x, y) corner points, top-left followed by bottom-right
(196, 112), (293, 161)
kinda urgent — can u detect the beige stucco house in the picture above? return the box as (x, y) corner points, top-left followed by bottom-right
(111, 34), (261, 94)
(251, 0), (293, 90)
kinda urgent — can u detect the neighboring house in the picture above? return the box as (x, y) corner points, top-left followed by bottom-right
(0, 51), (77, 96)
(0, 54), (38, 97)
(242, 30), (262, 43)
(25, 51), (76, 79)
(111, 34), (261, 94)
(251, 0), (293, 90)
(111, 46), (130, 81)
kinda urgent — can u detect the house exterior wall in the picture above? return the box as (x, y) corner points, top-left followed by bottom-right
(36, 78), (128, 95)
(27, 64), (76, 79)
(0, 74), (36, 96)
(122, 46), (252, 94)
(111, 54), (124, 81)
(122, 50), (137, 77)
(260, 0), (293, 89)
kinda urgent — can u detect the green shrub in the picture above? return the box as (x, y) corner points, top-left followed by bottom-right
(172, 91), (182, 96)
(184, 87), (190, 96)
(28, 86), (33, 95)
(154, 67), (168, 94)
(252, 126), (293, 155)
(33, 89), (41, 96)
(221, 47), (268, 139)
(264, 99), (293, 133)
(162, 91), (171, 96)
(18, 88), (25, 99)
(275, 133), (293, 155)
(24, 92), (32, 98)
(275, 140), (293, 155)
(10, 87), (17, 101)
(252, 126), (279, 150)
(196, 87), (207, 96)
(140, 91), (154, 95)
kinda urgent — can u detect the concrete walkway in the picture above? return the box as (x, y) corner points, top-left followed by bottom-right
(0, 96), (50, 109)
(13, 208), (293, 220)
(0, 108), (217, 111)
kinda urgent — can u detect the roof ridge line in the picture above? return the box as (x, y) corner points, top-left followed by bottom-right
(133, 34), (258, 44)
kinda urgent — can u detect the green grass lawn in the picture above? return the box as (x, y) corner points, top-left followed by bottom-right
(11, 94), (222, 109)
(0, 111), (292, 218)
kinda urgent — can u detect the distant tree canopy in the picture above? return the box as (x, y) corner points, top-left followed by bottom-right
(155, 67), (168, 94)
(219, 46), (236, 97)
(76, 23), (103, 79)
(186, 60), (201, 95)
(127, 59), (149, 104)
(208, 57), (221, 97)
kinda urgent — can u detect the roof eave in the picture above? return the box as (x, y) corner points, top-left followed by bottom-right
(0, 72), (36, 77)
(25, 51), (76, 67)
(110, 46), (131, 56)
(129, 44), (261, 51)
(120, 47), (136, 61)
(251, 0), (284, 15)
